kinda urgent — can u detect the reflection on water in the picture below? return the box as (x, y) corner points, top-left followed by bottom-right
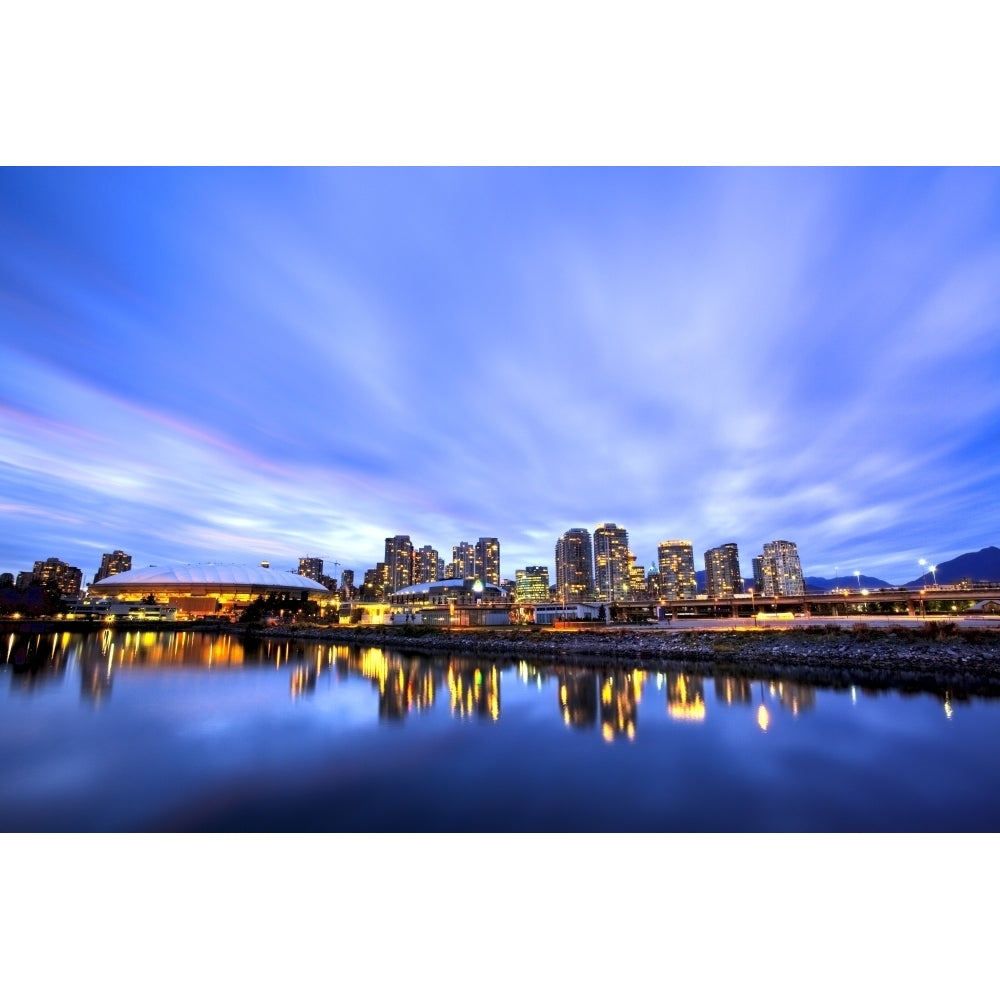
(0, 628), (960, 731)
(4, 629), (1000, 831)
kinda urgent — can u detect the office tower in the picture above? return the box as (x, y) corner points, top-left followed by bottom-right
(593, 523), (630, 602)
(475, 537), (500, 585)
(555, 528), (594, 603)
(657, 540), (697, 600)
(32, 557), (83, 596)
(515, 566), (550, 603)
(704, 543), (744, 599)
(415, 545), (441, 584)
(451, 541), (476, 581)
(384, 535), (415, 593)
(754, 540), (804, 597)
(298, 556), (324, 581)
(94, 550), (132, 585)
(627, 552), (647, 599)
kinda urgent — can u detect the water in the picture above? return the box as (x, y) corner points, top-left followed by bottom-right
(1, 628), (998, 831)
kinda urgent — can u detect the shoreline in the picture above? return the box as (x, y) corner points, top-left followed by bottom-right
(5, 618), (1000, 696)
(236, 621), (1000, 697)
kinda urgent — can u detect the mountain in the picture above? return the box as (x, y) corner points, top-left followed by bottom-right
(901, 546), (1000, 588)
(805, 574), (893, 593)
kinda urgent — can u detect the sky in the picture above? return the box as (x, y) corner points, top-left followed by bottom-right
(2, 167), (999, 587)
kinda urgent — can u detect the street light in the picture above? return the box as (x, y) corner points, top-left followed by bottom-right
(930, 565), (938, 587)
(855, 570), (861, 593)
(919, 558), (929, 587)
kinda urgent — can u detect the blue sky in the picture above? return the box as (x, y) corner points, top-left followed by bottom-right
(2, 167), (999, 586)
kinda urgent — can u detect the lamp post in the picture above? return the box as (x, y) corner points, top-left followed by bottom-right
(919, 558), (929, 587)
(930, 565), (937, 587)
(855, 570), (861, 593)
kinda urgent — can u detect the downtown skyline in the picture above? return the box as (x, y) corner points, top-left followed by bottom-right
(2, 168), (1000, 587)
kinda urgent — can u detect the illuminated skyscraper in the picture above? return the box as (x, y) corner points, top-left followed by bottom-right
(449, 541), (477, 580)
(475, 537), (500, 586)
(515, 566), (550, 603)
(415, 545), (441, 584)
(754, 540), (804, 597)
(555, 528), (594, 602)
(384, 535), (415, 593)
(298, 556), (324, 581)
(593, 523), (630, 601)
(704, 543), (743, 599)
(657, 540), (697, 600)
(32, 557), (83, 596)
(94, 550), (132, 585)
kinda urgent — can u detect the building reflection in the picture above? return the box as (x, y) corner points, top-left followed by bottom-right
(773, 682), (816, 716)
(599, 669), (640, 741)
(557, 669), (597, 730)
(666, 673), (706, 722)
(714, 676), (753, 706)
(448, 662), (499, 720)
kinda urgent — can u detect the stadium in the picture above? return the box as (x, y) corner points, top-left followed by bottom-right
(87, 564), (329, 618)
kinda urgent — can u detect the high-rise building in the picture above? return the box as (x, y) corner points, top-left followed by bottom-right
(32, 557), (83, 596)
(384, 535), (415, 593)
(657, 541), (697, 600)
(593, 523), (630, 602)
(475, 537), (500, 585)
(0, 573), (13, 589)
(340, 569), (355, 597)
(754, 540), (804, 597)
(363, 562), (390, 600)
(515, 566), (550, 603)
(450, 541), (476, 581)
(298, 556), (324, 582)
(94, 550), (132, 585)
(414, 545), (441, 584)
(704, 543), (744, 599)
(555, 528), (594, 603)
(627, 552), (647, 599)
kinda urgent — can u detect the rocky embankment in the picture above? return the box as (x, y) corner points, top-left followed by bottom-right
(231, 621), (1000, 696)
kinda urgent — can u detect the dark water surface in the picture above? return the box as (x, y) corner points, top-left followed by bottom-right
(2, 628), (998, 831)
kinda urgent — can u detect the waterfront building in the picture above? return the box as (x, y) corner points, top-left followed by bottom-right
(627, 552), (648, 599)
(704, 543), (744, 599)
(388, 578), (508, 626)
(298, 556), (324, 582)
(87, 563), (328, 617)
(384, 535), (415, 593)
(414, 545), (441, 584)
(754, 540), (805, 597)
(363, 562), (390, 600)
(657, 541), (697, 600)
(450, 541), (477, 581)
(32, 557), (83, 596)
(593, 523), (630, 602)
(555, 528), (594, 603)
(475, 537), (500, 586)
(94, 550), (132, 584)
(15, 571), (33, 590)
(515, 566), (550, 603)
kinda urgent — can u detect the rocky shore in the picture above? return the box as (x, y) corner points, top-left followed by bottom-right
(232, 620), (1000, 696)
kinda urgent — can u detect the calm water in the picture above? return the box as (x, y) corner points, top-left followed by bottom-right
(2, 628), (998, 832)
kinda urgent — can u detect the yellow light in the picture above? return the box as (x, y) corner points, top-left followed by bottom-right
(757, 703), (770, 732)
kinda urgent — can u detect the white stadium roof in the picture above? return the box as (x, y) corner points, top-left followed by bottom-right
(89, 564), (329, 592)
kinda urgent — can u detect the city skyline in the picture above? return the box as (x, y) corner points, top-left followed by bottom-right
(2, 168), (1000, 585)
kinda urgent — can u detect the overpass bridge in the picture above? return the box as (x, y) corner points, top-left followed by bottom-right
(590, 585), (1000, 622)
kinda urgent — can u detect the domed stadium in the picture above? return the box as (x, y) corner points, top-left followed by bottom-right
(88, 564), (329, 617)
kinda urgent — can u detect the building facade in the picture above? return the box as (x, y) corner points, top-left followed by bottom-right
(298, 557), (324, 582)
(555, 528), (594, 603)
(657, 541), (697, 600)
(754, 540), (804, 597)
(32, 557), (83, 596)
(475, 537), (500, 586)
(514, 565), (550, 603)
(94, 550), (132, 585)
(449, 541), (476, 580)
(384, 535), (415, 593)
(593, 523), (631, 602)
(414, 545), (441, 584)
(704, 543), (743, 599)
